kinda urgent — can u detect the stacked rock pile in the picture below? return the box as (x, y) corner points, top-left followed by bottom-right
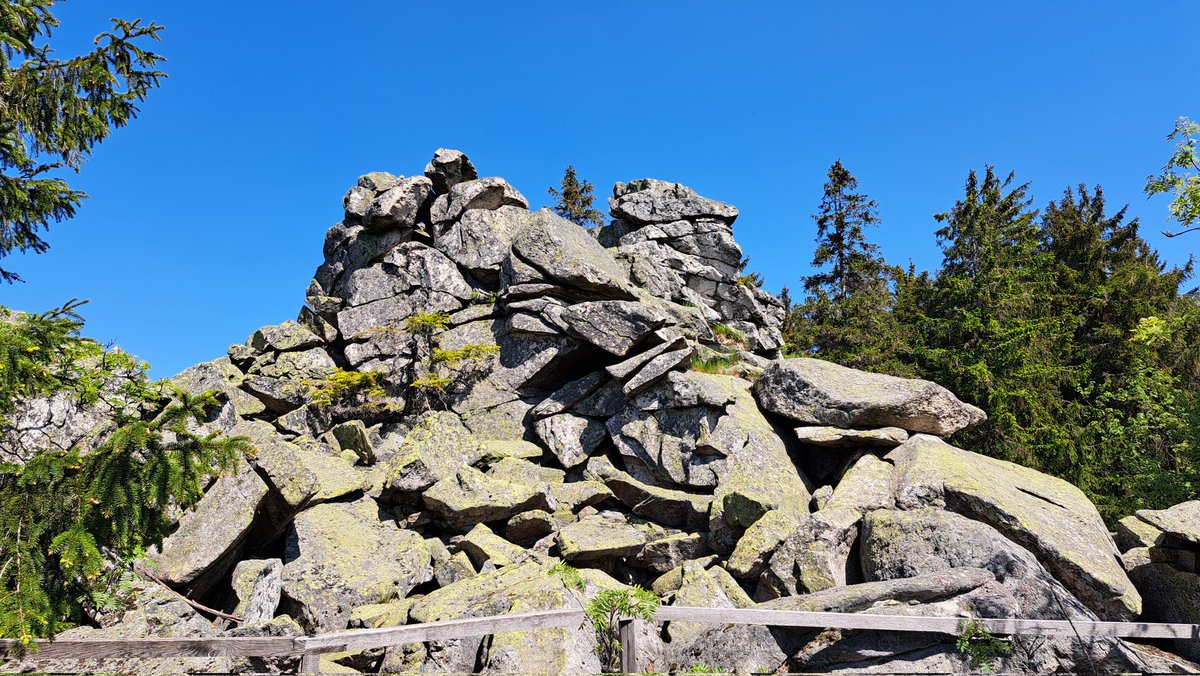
(5, 150), (1197, 675)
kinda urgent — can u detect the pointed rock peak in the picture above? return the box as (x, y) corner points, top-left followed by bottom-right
(425, 148), (478, 194)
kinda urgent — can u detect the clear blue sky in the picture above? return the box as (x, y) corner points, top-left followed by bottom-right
(5, 2), (1198, 377)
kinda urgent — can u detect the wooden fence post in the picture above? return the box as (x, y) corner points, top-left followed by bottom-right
(299, 651), (320, 674)
(619, 618), (638, 673)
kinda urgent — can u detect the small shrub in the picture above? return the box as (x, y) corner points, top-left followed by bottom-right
(956, 617), (1011, 673)
(432, 343), (500, 367)
(586, 586), (660, 673)
(403, 311), (451, 334)
(308, 369), (386, 408)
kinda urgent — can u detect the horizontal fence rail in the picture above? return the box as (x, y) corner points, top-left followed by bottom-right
(2, 605), (1197, 673)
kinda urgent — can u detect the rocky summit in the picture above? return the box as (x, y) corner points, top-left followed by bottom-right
(7, 149), (1199, 675)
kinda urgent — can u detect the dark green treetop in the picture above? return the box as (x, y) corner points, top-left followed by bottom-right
(1, 1), (165, 282)
(547, 165), (605, 228)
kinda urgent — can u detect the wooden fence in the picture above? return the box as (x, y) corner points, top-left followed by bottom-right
(2, 606), (1197, 674)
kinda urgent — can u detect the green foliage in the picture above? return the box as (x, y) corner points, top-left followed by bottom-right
(786, 161), (914, 376)
(736, 257), (764, 288)
(585, 586), (660, 673)
(432, 343), (500, 367)
(409, 374), (452, 394)
(689, 353), (740, 375)
(787, 164), (1200, 523)
(549, 562), (585, 592)
(403, 311), (451, 335)
(0, 2), (166, 282)
(308, 368), (386, 408)
(956, 617), (1011, 673)
(0, 389), (248, 641)
(548, 165), (605, 228)
(685, 664), (724, 673)
(710, 323), (747, 346)
(1145, 116), (1200, 237)
(0, 302), (250, 641)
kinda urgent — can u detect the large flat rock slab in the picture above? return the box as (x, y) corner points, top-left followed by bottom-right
(754, 358), (985, 436)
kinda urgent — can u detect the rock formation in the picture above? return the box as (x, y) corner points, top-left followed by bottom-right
(6, 150), (1198, 675)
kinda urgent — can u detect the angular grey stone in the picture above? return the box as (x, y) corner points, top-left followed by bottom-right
(754, 358), (986, 435)
(888, 434), (1141, 621)
(757, 506), (861, 599)
(861, 508), (1097, 621)
(557, 512), (651, 561)
(1133, 500), (1200, 545)
(250, 320), (322, 353)
(509, 209), (639, 300)
(328, 420), (374, 464)
(343, 184), (373, 222)
(623, 346), (693, 396)
(170, 357), (265, 418)
(430, 176), (528, 225)
(534, 413), (606, 469)
(434, 205), (529, 284)
(358, 171), (400, 192)
(231, 559), (283, 624)
(423, 466), (548, 529)
(794, 425), (909, 448)
(636, 533), (709, 574)
(383, 411), (485, 493)
(364, 175), (433, 231)
(151, 463), (268, 593)
(235, 420), (366, 509)
(281, 497), (431, 632)
(585, 456), (710, 529)
(610, 179), (739, 225)
(424, 148), (478, 194)
(531, 371), (608, 419)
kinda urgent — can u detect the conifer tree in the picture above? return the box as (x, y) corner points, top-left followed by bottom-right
(0, 2), (165, 282)
(789, 161), (911, 374)
(918, 167), (1070, 468)
(547, 165), (605, 228)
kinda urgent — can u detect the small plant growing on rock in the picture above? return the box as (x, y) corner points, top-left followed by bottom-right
(956, 617), (1011, 673)
(586, 586), (660, 673)
(402, 311), (498, 413)
(308, 369), (387, 408)
(711, 323), (747, 347)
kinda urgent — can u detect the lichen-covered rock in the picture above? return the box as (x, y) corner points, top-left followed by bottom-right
(888, 434), (1141, 620)
(1125, 546), (1200, 661)
(250, 320), (323, 353)
(150, 462), (268, 594)
(231, 558), (283, 624)
(754, 358), (985, 435)
(363, 175), (433, 231)
(1132, 501), (1200, 545)
(430, 176), (528, 225)
(585, 455), (711, 529)
(235, 420), (366, 508)
(861, 508), (1097, 621)
(610, 179), (739, 225)
(508, 208), (639, 300)
(794, 425), (909, 448)
(556, 511), (653, 561)
(281, 497), (431, 632)
(425, 147), (478, 194)
(757, 505), (861, 599)
(460, 523), (527, 567)
(728, 509), (802, 579)
(170, 356), (265, 418)
(1116, 514), (1166, 552)
(383, 411), (485, 493)
(535, 412), (606, 468)
(423, 466), (548, 529)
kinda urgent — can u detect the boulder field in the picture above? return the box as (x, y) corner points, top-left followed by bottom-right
(6, 150), (1199, 674)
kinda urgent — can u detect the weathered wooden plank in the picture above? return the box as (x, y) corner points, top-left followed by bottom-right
(0, 636), (297, 660)
(299, 651), (320, 674)
(652, 606), (1200, 640)
(295, 608), (585, 653)
(619, 618), (638, 673)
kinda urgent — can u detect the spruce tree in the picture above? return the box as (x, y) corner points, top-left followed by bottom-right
(1041, 186), (1200, 519)
(918, 167), (1070, 469)
(0, 2), (165, 282)
(547, 165), (605, 228)
(789, 161), (911, 374)
(0, 303), (250, 642)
